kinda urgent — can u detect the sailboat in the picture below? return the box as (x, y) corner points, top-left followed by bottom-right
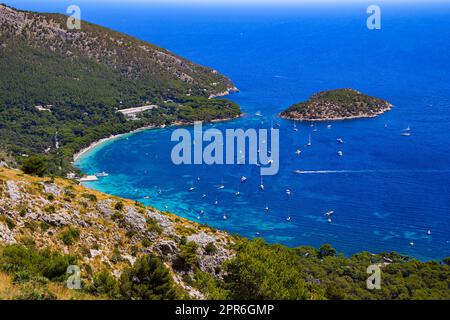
(306, 135), (312, 147)
(295, 149), (302, 155)
(337, 138), (344, 144)
(324, 210), (334, 217)
(259, 176), (265, 191)
(337, 151), (343, 157)
(240, 176), (247, 183)
(264, 205), (269, 212)
(401, 126), (412, 136)
(286, 189), (292, 196)
(217, 178), (225, 190)
(223, 214), (228, 220)
(427, 230), (432, 236)
(235, 184), (241, 196)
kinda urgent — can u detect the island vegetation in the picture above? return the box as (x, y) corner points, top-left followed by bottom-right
(280, 88), (392, 121)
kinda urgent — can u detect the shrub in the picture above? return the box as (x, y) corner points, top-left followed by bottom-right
(0, 244), (76, 282)
(114, 201), (124, 211)
(204, 242), (217, 255)
(146, 218), (162, 234)
(173, 241), (198, 271)
(60, 227), (80, 246)
(318, 244), (337, 259)
(20, 156), (48, 177)
(88, 269), (121, 299)
(119, 254), (178, 300)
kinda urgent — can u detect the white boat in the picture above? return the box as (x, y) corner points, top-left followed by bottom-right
(235, 191), (241, 196)
(217, 185), (225, 190)
(324, 210), (334, 217)
(293, 122), (299, 132)
(286, 216), (291, 222)
(286, 189), (292, 196)
(200, 210), (204, 215)
(295, 149), (302, 155)
(188, 187), (195, 192)
(327, 218), (332, 223)
(410, 241), (415, 247)
(401, 131), (411, 136)
(404, 126), (411, 131)
(158, 189), (162, 195)
(337, 151), (343, 157)
(327, 125), (332, 129)
(79, 175), (98, 182)
(267, 159), (274, 164)
(427, 230), (432, 236)
(264, 205), (269, 212)
(240, 176), (247, 183)
(293, 170), (302, 174)
(143, 196), (150, 199)
(214, 199), (219, 205)
(337, 138), (344, 144)
(306, 135), (312, 147)
(95, 171), (109, 177)
(223, 215), (228, 220)
(202, 193), (207, 198)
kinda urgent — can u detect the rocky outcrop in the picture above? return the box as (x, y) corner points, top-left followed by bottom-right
(0, 168), (236, 299)
(0, 223), (16, 244)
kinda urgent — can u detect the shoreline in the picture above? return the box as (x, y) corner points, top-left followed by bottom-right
(72, 114), (243, 163)
(279, 104), (393, 122)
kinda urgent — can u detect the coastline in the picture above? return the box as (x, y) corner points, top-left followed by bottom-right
(72, 114), (243, 163)
(279, 104), (393, 122)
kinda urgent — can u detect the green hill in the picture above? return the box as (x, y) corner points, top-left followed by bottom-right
(0, 4), (240, 174)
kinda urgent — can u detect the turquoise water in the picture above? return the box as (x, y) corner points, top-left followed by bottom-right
(12, 1), (450, 260)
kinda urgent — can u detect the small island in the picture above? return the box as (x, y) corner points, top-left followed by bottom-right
(280, 88), (392, 121)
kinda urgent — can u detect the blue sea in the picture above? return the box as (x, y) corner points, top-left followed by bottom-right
(10, 1), (450, 260)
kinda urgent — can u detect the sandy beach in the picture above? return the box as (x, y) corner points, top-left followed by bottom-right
(72, 114), (243, 163)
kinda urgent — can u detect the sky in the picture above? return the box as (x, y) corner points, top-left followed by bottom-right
(8, 0), (448, 5)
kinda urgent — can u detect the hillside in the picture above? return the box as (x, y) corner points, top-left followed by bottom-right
(0, 165), (449, 300)
(280, 89), (392, 121)
(0, 4), (240, 174)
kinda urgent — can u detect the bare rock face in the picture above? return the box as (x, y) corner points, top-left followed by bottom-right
(188, 232), (234, 276)
(147, 209), (175, 236)
(154, 240), (179, 257)
(0, 223), (16, 244)
(6, 180), (21, 203)
(124, 206), (146, 232)
(42, 182), (62, 197)
(41, 212), (73, 227)
(96, 199), (114, 218)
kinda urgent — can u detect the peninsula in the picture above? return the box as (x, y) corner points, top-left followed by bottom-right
(280, 88), (392, 121)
